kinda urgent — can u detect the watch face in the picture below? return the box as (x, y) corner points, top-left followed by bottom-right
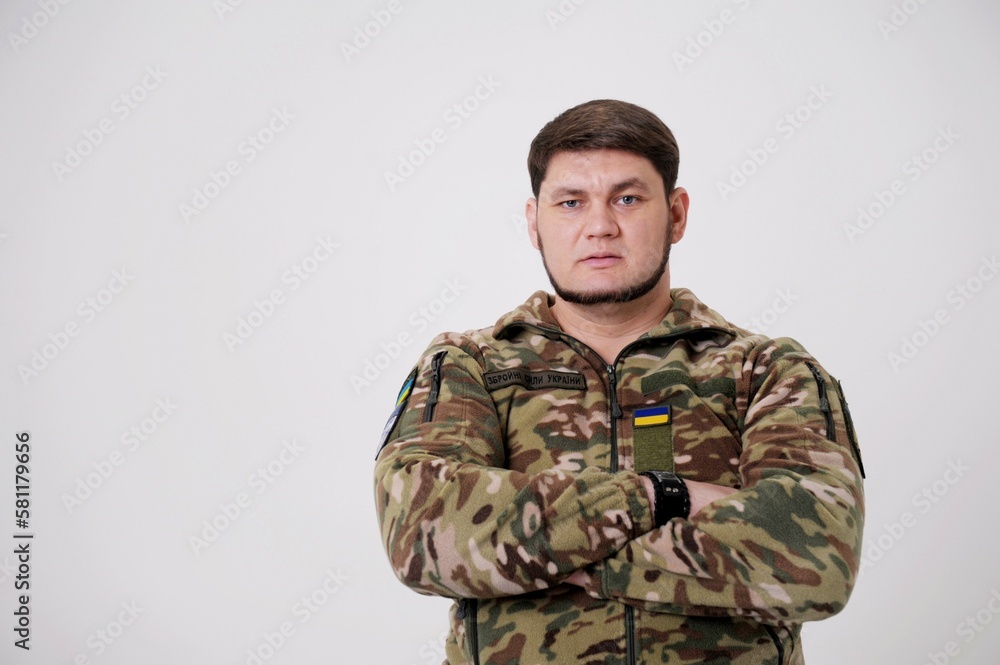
(657, 472), (689, 520)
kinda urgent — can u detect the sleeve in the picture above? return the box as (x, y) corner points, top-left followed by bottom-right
(573, 338), (865, 625)
(373, 335), (656, 600)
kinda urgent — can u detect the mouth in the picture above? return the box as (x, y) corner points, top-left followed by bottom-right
(581, 253), (621, 267)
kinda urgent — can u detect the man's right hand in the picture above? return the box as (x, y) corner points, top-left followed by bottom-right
(682, 478), (738, 516)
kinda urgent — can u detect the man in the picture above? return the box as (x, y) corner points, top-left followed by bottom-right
(374, 99), (865, 665)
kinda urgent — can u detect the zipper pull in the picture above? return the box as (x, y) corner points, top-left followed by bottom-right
(807, 363), (836, 442)
(456, 598), (467, 619)
(423, 351), (447, 421)
(607, 365), (622, 419)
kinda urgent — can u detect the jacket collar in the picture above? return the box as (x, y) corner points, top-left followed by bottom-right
(493, 288), (740, 341)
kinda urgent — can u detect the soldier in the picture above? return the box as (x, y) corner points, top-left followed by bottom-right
(374, 99), (865, 665)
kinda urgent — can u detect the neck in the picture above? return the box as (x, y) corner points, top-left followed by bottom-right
(550, 282), (673, 364)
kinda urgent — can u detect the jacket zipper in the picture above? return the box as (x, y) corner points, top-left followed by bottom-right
(495, 323), (722, 665)
(809, 364), (866, 479)
(835, 379), (866, 478)
(456, 598), (480, 665)
(764, 625), (786, 664)
(806, 363), (836, 443)
(625, 604), (636, 664)
(607, 362), (634, 664)
(423, 351), (448, 422)
(607, 364), (623, 472)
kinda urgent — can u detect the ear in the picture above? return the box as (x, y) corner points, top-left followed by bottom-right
(525, 197), (540, 250)
(667, 187), (690, 244)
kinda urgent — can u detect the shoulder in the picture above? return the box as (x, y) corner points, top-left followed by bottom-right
(669, 289), (819, 367)
(416, 291), (555, 372)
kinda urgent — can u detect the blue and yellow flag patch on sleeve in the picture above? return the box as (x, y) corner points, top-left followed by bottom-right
(394, 373), (415, 408)
(634, 405), (670, 427)
(375, 368), (417, 459)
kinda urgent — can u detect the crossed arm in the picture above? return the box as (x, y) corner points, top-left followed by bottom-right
(563, 478), (736, 587)
(374, 340), (864, 624)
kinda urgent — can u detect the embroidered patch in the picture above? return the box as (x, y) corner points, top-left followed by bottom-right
(634, 405), (671, 427)
(375, 368), (417, 459)
(483, 368), (586, 391)
(633, 405), (673, 473)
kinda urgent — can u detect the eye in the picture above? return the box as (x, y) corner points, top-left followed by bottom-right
(619, 195), (638, 205)
(560, 200), (580, 209)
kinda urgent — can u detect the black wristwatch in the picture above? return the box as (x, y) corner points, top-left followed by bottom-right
(640, 470), (690, 527)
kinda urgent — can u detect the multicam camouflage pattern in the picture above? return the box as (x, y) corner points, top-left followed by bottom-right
(374, 288), (865, 665)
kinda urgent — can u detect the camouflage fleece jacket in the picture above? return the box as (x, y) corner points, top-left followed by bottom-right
(374, 288), (865, 665)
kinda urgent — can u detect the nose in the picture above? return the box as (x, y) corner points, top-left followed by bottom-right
(583, 203), (619, 238)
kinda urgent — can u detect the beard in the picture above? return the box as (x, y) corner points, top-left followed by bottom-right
(538, 221), (672, 306)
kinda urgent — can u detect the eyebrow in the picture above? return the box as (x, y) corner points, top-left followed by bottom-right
(609, 178), (650, 195)
(547, 178), (652, 200)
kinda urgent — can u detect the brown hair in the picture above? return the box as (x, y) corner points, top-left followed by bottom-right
(527, 99), (680, 198)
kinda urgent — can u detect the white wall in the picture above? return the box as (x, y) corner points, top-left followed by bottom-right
(1, 1), (998, 663)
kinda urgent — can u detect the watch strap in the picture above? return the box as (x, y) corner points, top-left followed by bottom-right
(640, 470), (690, 526)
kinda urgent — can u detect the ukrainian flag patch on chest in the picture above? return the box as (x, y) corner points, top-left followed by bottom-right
(634, 405), (671, 427)
(633, 405), (673, 473)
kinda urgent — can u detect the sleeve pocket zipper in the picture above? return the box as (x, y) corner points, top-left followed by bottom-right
(423, 351), (448, 422)
(764, 625), (786, 664)
(456, 598), (480, 665)
(806, 363), (836, 443)
(807, 363), (866, 479)
(836, 378), (866, 478)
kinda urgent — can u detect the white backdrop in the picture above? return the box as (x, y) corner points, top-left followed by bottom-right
(2, 1), (998, 663)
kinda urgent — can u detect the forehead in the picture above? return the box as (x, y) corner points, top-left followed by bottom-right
(540, 149), (663, 197)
